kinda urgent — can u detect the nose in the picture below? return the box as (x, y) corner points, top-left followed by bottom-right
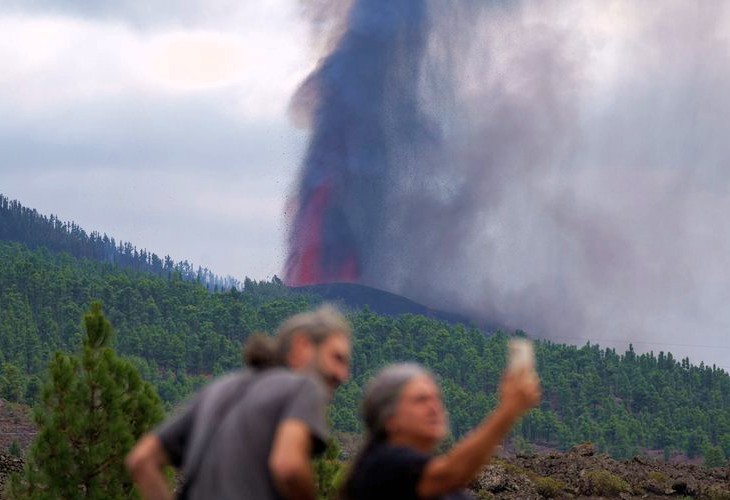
(428, 399), (443, 416)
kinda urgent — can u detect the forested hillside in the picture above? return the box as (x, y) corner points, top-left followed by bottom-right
(0, 194), (239, 291)
(1, 240), (729, 465)
(0, 240), (314, 404)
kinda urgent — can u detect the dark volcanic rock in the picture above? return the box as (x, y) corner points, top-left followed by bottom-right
(290, 282), (480, 326)
(471, 444), (730, 499)
(0, 400), (35, 452)
(0, 453), (23, 498)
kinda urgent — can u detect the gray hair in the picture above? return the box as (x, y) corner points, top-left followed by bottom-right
(340, 363), (438, 499)
(361, 363), (434, 440)
(243, 303), (351, 369)
(274, 303), (352, 360)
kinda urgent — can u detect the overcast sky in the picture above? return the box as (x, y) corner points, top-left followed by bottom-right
(1, 0), (312, 280)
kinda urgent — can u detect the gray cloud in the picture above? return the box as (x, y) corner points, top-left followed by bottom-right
(417, 2), (730, 368)
(0, 93), (302, 174)
(1, 91), (304, 278)
(1, 0), (241, 28)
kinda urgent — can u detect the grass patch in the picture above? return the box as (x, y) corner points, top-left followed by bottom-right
(584, 469), (631, 496)
(532, 476), (565, 498)
(647, 470), (667, 484)
(707, 486), (730, 500)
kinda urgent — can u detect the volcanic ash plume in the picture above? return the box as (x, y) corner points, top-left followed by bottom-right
(286, 0), (730, 369)
(285, 0), (436, 286)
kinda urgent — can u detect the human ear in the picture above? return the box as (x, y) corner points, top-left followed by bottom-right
(289, 333), (315, 368)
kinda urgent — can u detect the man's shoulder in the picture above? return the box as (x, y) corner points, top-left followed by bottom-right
(256, 368), (326, 394)
(203, 369), (254, 394)
(201, 368), (326, 406)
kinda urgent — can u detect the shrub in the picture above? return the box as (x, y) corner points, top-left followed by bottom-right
(707, 486), (730, 500)
(647, 470), (667, 484)
(533, 476), (565, 498)
(583, 469), (631, 496)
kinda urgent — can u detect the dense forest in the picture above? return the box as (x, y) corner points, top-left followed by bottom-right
(0, 194), (240, 291)
(1, 198), (729, 467)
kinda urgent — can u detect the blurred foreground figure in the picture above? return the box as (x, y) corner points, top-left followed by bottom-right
(342, 362), (540, 499)
(126, 304), (352, 500)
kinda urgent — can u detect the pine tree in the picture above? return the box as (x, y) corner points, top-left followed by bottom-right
(703, 444), (727, 468)
(9, 302), (164, 499)
(0, 362), (25, 402)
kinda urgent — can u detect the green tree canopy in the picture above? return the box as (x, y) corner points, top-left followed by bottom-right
(9, 302), (164, 499)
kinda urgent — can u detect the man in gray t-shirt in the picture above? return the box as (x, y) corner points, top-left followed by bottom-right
(126, 305), (352, 500)
(160, 368), (329, 499)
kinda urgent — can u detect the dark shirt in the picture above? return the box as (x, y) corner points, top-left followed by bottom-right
(346, 442), (472, 500)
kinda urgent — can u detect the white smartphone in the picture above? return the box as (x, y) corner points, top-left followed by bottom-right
(508, 338), (535, 373)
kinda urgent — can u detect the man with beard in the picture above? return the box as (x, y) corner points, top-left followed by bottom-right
(126, 304), (352, 500)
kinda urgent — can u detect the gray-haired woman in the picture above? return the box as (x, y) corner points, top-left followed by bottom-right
(342, 363), (540, 499)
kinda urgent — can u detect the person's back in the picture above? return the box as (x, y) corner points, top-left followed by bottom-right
(172, 368), (328, 499)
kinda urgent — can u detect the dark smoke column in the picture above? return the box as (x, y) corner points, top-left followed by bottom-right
(285, 0), (429, 286)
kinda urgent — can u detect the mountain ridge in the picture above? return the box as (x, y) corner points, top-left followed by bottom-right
(290, 282), (480, 327)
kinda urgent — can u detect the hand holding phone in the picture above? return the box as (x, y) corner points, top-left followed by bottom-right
(502, 338), (540, 412)
(508, 338), (535, 374)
